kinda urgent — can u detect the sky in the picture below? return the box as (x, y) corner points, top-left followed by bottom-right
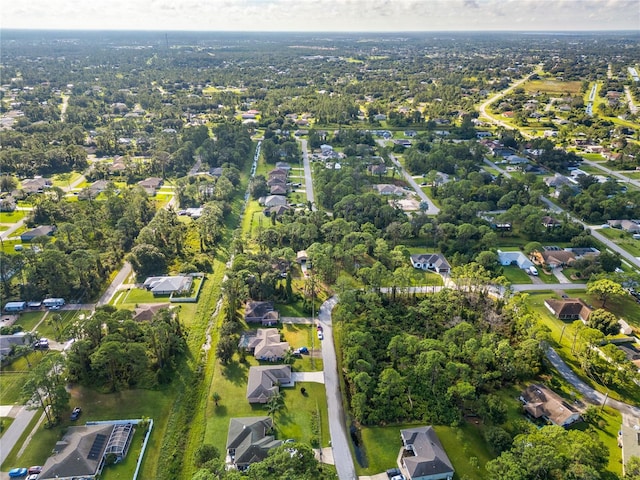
(2, 0), (639, 32)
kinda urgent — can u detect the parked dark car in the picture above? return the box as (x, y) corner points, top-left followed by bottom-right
(70, 407), (82, 420)
(386, 468), (401, 479)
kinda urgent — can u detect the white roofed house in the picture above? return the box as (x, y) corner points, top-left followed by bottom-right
(410, 254), (451, 274)
(142, 275), (193, 296)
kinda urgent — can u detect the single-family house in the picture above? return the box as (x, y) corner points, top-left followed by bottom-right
(267, 176), (286, 187)
(78, 180), (110, 200)
(410, 254), (451, 274)
(241, 328), (289, 362)
(132, 303), (171, 322)
(210, 167), (224, 177)
(0, 332), (29, 360)
(268, 168), (289, 179)
(405, 130), (417, 137)
(521, 384), (581, 427)
(264, 204), (291, 218)
(226, 417), (281, 470)
(275, 162), (291, 171)
(258, 195), (288, 207)
(20, 225), (56, 242)
(533, 249), (576, 269)
(608, 220), (640, 233)
(137, 177), (163, 196)
(38, 422), (134, 480)
(246, 365), (292, 403)
(368, 164), (388, 176)
(399, 426), (455, 480)
(142, 275), (193, 296)
(373, 184), (406, 196)
(497, 250), (534, 270)
(270, 184), (287, 195)
(20, 177), (52, 194)
(541, 216), (562, 228)
(245, 301), (280, 326)
(544, 298), (593, 322)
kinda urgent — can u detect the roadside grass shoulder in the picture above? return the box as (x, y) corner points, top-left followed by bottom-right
(525, 291), (640, 404)
(0, 374), (27, 404)
(0, 417), (15, 437)
(500, 266), (532, 284)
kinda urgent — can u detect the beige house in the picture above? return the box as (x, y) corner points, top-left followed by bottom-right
(521, 384), (581, 427)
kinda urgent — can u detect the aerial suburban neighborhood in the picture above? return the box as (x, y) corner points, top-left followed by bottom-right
(0, 18), (640, 480)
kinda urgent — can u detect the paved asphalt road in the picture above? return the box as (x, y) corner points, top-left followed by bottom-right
(300, 139), (317, 210)
(319, 296), (357, 480)
(375, 139), (440, 214)
(545, 346), (640, 419)
(97, 261), (132, 306)
(0, 406), (37, 466)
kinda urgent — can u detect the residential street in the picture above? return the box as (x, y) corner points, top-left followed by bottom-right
(299, 139), (317, 210)
(374, 139), (440, 214)
(319, 296), (357, 480)
(545, 346), (640, 419)
(0, 405), (37, 465)
(97, 261), (132, 306)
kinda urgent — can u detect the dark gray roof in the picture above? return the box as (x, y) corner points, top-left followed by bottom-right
(226, 417), (281, 467)
(246, 365), (291, 403)
(401, 426), (454, 479)
(39, 424), (114, 480)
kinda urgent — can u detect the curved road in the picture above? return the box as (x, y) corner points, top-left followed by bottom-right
(545, 346), (640, 418)
(319, 296), (357, 480)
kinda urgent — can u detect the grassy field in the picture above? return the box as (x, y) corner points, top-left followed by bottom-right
(0, 210), (27, 224)
(0, 373), (28, 404)
(524, 79), (582, 95)
(597, 228), (640, 256)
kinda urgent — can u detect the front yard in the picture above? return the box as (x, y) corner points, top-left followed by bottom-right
(203, 353), (330, 455)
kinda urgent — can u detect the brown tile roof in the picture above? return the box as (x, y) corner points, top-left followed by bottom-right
(522, 384), (580, 427)
(545, 298), (592, 321)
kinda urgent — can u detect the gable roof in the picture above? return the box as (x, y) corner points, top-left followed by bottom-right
(544, 298), (592, 321)
(246, 365), (291, 403)
(401, 426), (454, 479)
(142, 275), (192, 294)
(497, 250), (533, 269)
(226, 417), (281, 467)
(521, 384), (580, 426)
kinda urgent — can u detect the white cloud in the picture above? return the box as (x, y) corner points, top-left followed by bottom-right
(1, 0), (637, 31)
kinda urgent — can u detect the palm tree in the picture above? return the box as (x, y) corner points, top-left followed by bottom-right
(212, 392), (221, 407)
(265, 391), (284, 425)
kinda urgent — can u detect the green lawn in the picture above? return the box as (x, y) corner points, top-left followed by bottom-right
(203, 355), (330, 455)
(597, 228), (640, 256)
(112, 287), (164, 307)
(3, 386), (175, 474)
(101, 427), (145, 480)
(0, 373), (27, 404)
(0, 210), (26, 224)
(358, 423), (493, 479)
(501, 266), (532, 284)
(14, 311), (46, 332)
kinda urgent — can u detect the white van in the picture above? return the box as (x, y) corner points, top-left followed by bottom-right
(528, 266), (539, 276)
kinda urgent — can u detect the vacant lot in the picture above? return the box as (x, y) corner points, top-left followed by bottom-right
(525, 79), (582, 95)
